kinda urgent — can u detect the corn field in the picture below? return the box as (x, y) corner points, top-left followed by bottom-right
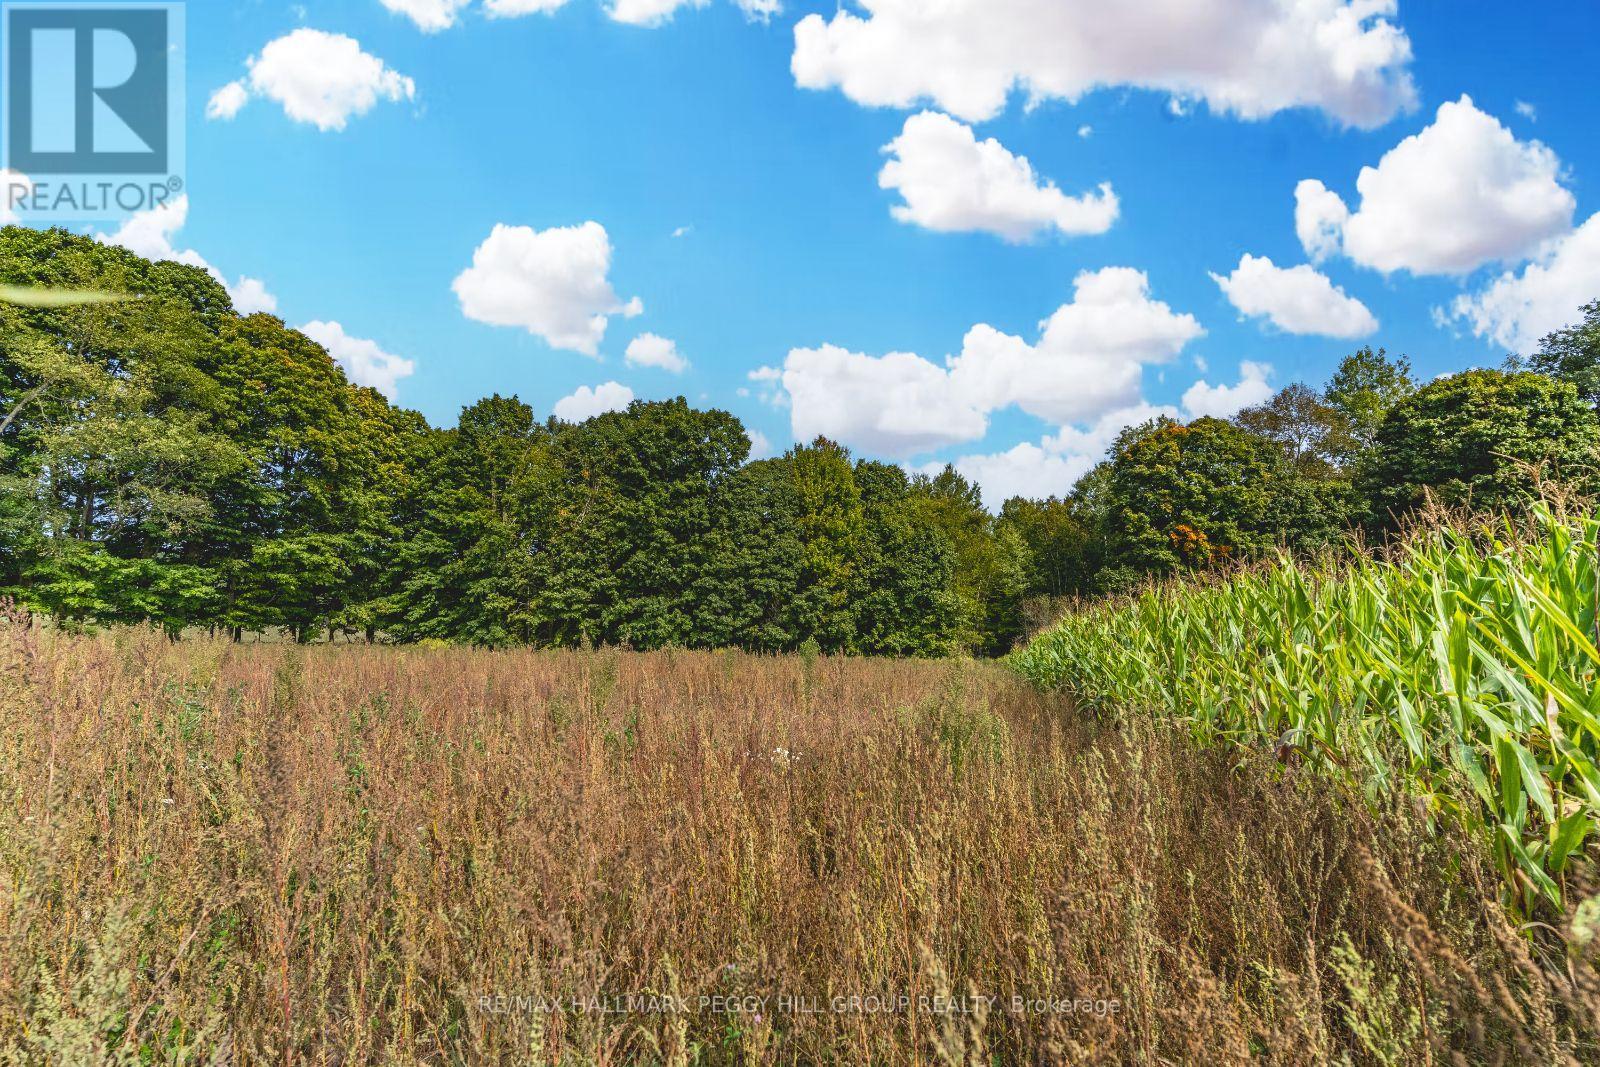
(1014, 505), (1600, 919)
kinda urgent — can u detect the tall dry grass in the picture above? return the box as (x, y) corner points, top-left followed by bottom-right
(1, 612), (1596, 1064)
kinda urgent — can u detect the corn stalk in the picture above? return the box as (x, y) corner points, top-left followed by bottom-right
(1014, 505), (1600, 918)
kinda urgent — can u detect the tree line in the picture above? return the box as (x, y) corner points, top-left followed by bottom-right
(3, 226), (1598, 654)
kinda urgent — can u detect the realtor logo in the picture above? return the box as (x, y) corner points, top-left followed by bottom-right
(2, 2), (185, 220)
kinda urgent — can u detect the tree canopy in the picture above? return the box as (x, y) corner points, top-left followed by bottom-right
(4, 225), (1598, 651)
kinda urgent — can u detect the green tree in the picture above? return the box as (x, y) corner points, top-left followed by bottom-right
(1361, 369), (1599, 521)
(690, 455), (806, 652)
(527, 398), (750, 649)
(339, 389), (436, 640)
(997, 496), (1097, 599)
(393, 395), (543, 647)
(0, 228), (241, 632)
(1522, 299), (1600, 408)
(203, 314), (378, 641)
(911, 466), (1030, 656)
(852, 460), (961, 656)
(1323, 346), (1416, 464)
(1235, 383), (1349, 478)
(785, 438), (866, 652)
(1099, 417), (1304, 579)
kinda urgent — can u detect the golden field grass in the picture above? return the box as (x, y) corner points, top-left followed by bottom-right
(2, 614), (1598, 1064)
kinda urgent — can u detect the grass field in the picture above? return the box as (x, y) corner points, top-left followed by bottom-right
(2, 613), (1598, 1064)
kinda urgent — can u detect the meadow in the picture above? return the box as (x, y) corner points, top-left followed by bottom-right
(3, 609), (1599, 1064)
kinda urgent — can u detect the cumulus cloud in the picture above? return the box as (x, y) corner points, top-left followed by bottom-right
(453, 221), (641, 356)
(607, 0), (707, 24)
(205, 81), (249, 121)
(919, 443), (1096, 512)
(1042, 402), (1182, 459)
(792, 0), (1416, 127)
(484, 0), (573, 14)
(782, 344), (991, 456)
(1, 170), (33, 224)
(228, 277), (280, 316)
(771, 267), (1203, 458)
(733, 0), (781, 18)
(381, 0), (768, 28)
(607, 0), (781, 24)
(1181, 360), (1274, 419)
(208, 29), (415, 131)
(1211, 254), (1377, 338)
(97, 196), (278, 314)
(1294, 179), (1349, 263)
(878, 111), (1117, 242)
(1450, 213), (1600, 355)
(379, 0), (475, 32)
(1295, 96), (1574, 275)
(300, 320), (417, 399)
(625, 332), (690, 373)
(554, 382), (635, 422)
(928, 376), (1269, 512)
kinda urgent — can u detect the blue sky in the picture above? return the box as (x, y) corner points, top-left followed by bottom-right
(52, 1), (1600, 504)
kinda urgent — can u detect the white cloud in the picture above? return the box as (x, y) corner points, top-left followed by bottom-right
(747, 365), (786, 408)
(772, 267), (1202, 458)
(792, 0), (1416, 127)
(878, 111), (1117, 242)
(206, 81), (249, 121)
(1181, 360), (1274, 419)
(99, 196), (208, 267)
(379, 0), (475, 31)
(922, 442), (1096, 511)
(97, 195), (279, 315)
(1294, 178), (1349, 263)
(672, 225), (693, 238)
(210, 29), (415, 131)
(453, 221), (640, 356)
(1, 170), (33, 225)
(783, 344), (989, 456)
(299, 320), (417, 399)
(1450, 213), (1600, 355)
(948, 268), (1202, 427)
(916, 359), (1280, 512)
(1077, 125), (1093, 139)
(228, 276), (279, 316)
(747, 429), (774, 459)
(1211, 253), (1377, 338)
(733, 0), (781, 18)
(606, 0), (777, 23)
(484, 0), (572, 14)
(377, 0), (770, 29)
(928, 402), (1190, 511)
(1296, 95), (1574, 275)
(625, 332), (690, 373)
(1042, 402), (1182, 458)
(607, 0), (706, 24)
(554, 382), (635, 422)
(1515, 100), (1537, 122)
